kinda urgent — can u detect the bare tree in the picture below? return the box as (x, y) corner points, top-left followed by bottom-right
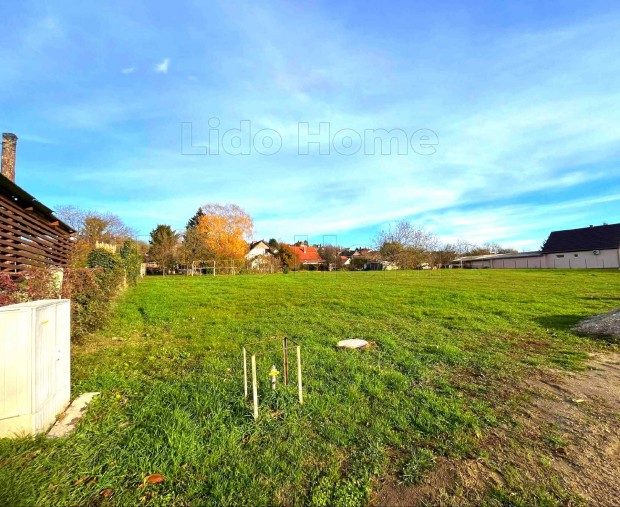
(318, 245), (342, 270)
(55, 205), (135, 246)
(375, 220), (439, 268)
(55, 205), (136, 267)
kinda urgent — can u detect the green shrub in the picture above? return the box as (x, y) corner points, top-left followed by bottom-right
(0, 246), (138, 339)
(63, 244), (141, 339)
(62, 268), (108, 340)
(120, 240), (142, 285)
(87, 248), (119, 271)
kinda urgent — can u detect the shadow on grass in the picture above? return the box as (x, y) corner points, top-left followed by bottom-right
(535, 314), (588, 332)
(537, 314), (620, 345)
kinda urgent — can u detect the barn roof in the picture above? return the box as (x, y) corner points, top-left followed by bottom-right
(541, 223), (620, 253)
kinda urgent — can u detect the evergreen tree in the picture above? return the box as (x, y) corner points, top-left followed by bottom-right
(186, 208), (205, 230)
(148, 225), (179, 275)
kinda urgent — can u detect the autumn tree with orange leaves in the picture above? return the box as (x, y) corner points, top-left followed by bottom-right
(196, 203), (253, 260)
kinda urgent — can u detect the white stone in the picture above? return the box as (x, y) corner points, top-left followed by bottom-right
(337, 339), (368, 349)
(47, 392), (100, 439)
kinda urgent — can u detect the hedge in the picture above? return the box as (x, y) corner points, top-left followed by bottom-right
(0, 242), (142, 341)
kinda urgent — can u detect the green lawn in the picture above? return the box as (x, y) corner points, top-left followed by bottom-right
(1, 270), (619, 506)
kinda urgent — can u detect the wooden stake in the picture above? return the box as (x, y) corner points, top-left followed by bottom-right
(243, 347), (248, 399)
(283, 337), (289, 386)
(297, 345), (303, 405)
(251, 354), (259, 419)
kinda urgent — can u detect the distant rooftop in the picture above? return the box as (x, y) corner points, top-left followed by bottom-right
(542, 223), (620, 253)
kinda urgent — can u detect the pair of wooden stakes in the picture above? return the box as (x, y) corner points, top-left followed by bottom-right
(242, 337), (303, 420)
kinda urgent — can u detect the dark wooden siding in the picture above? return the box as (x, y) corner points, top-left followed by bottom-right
(0, 193), (73, 275)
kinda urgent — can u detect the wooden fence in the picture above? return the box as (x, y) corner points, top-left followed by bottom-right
(0, 192), (73, 276)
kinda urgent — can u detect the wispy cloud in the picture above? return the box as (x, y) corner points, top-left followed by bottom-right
(3, 2), (620, 245)
(154, 58), (170, 73)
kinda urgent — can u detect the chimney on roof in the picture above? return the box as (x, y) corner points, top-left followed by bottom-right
(1, 133), (17, 183)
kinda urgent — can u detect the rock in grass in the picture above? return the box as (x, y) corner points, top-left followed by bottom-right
(47, 392), (100, 439)
(573, 308), (620, 341)
(337, 339), (369, 349)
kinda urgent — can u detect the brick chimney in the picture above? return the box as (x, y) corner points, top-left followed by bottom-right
(1, 133), (17, 182)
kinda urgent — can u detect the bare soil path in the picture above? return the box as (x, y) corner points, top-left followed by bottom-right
(374, 353), (620, 506)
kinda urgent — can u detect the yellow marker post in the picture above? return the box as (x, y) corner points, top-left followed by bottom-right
(269, 365), (279, 390)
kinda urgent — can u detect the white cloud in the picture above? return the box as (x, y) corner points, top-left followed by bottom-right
(12, 4), (620, 246)
(154, 58), (170, 73)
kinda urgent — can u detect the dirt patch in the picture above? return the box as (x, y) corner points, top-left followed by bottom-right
(373, 353), (620, 506)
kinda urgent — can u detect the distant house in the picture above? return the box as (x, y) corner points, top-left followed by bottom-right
(245, 240), (276, 271)
(289, 244), (324, 269)
(345, 247), (380, 269)
(351, 247), (377, 259)
(246, 240), (271, 260)
(450, 223), (620, 269)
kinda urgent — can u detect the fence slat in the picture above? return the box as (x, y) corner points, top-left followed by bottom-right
(0, 195), (73, 275)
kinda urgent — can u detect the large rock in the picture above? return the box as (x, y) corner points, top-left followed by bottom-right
(573, 308), (620, 340)
(337, 339), (369, 349)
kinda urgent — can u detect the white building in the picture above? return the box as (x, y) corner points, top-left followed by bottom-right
(245, 240), (276, 271)
(450, 223), (620, 269)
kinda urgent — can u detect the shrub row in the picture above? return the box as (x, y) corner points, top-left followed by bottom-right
(0, 241), (142, 341)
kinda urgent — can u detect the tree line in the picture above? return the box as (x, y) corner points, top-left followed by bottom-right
(57, 204), (519, 273)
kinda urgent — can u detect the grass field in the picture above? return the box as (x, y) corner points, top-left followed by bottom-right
(1, 270), (619, 506)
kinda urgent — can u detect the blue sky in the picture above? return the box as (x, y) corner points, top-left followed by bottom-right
(1, 1), (619, 250)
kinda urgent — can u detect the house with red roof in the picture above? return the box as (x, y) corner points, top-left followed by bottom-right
(289, 244), (325, 269)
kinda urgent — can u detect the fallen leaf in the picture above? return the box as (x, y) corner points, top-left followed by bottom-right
(86, 477), (98, 487)
(556, 447), (568, 456)
(118, 421), (130, 428)
(100, 488), (113, 498)
(181, 463), (189, 469)
(144, 473), (165, 484)
(73, 475), (90, 487)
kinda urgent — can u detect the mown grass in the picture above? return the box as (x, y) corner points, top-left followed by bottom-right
(1, 270), (619, 506)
